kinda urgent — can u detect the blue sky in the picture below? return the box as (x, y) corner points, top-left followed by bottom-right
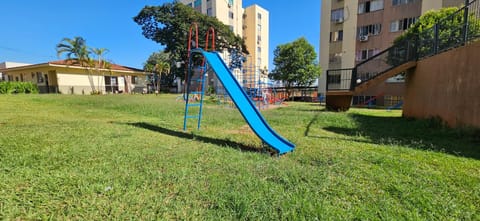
(0, 0), (320, 70)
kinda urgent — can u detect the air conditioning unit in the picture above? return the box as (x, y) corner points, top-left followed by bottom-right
(335, 17), (344, 24)
(359, 35), (369, 42)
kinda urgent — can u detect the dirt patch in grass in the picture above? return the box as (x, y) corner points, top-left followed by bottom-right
(226, 124), (254, 135)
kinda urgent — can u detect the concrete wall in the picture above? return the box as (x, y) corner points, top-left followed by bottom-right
(403, 40), (480, 128)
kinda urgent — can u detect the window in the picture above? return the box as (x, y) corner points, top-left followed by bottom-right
(393, 0), (416, 6)
(207, 8), (213, 16)
(20, 73), (24, 82)
(371, 0), (384, 11)
(257, 35), (261, 42)
(384, 95), (403, 107)
(229, 11), (234, 19)
(356, 49), (380, 61)
(257, 57), (262, 67)
(390, 17), (418, 32)
(36, 72), (44, 83)
(194, 0), (201, 12)
(229, 25), (234, 32)
(194, 0), (201, 7)
(257, 13), (262, 20)
(331, 8), (344, 21)
(257, 24), (261, 32)
(330, 30), (344, 42)
(329, 53), (342, 64)
(327, 74), (341, 84)
(257, 47), (261, 53)
(131, 76), (139, 84)
(358, 23), (382, 37)
(358, 0), (384, 14)
(353, 96), (377, 106)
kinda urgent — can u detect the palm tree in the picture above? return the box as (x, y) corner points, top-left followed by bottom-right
(143, 51), (171, 94)
(56, 37), (96, 91)
(56, 37), (90, 66)
(90, 48), (110, 93)
(155, 61), (171, 93)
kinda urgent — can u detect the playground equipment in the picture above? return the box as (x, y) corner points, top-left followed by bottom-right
(183, 23), (207, 130)
(182, 25), (295, 155)
(387, 100), (403, 111)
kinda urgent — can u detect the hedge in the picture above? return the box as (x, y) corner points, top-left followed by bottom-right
(0, 82), (39, 94)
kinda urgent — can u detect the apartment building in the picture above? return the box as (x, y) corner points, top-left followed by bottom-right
(243, 4), (269, 83)
(319, 0), (464, 107)
(180, 0), (269, 85)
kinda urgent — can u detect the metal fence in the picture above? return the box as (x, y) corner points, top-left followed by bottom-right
(326, 69), (355, 91)
(326, 0), (480, 91)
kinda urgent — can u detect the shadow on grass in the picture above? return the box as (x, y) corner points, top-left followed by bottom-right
(304, 112), (320, 137)
(125, 122), (262, 154)
(321, 113), (480, 160)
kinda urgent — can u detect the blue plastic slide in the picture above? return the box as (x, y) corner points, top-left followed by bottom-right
(199, 49), (295, 155)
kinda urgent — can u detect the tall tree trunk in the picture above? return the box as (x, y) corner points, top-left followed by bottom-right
(157, 73), (162, 93)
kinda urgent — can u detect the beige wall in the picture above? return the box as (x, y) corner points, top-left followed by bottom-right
(403, 40), (480, 128)
(318, 0), (331, 94)
(319, 1), (358, 95)
(3, 65), (146, 95)
(243, 5), (269, 73)
(342, 1), (359, 69)
(422, 0), (464, 13)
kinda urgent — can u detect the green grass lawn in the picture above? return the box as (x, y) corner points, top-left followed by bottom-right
(0, 94), (479, 220)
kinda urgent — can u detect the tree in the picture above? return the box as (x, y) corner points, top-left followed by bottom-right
(56, 36), (96, 91)
(133, 2), (247, 80)
(90, 48), (110, 93)
(269, 37), (321, 98)
(393, 6), (480, 58)
(56, 36), (90, 66)
(56, 37), (113, 94)
(144, 51), (171, 93)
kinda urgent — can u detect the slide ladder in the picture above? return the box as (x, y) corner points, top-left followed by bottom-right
(183, 25), (215, 130)
(183, 65), (208, 130)
(183, 23), (207, 130)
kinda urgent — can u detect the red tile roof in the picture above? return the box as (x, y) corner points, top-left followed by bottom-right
(48, 59), (144, 72)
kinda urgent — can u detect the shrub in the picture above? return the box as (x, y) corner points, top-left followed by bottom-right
(0, 82), (39, 94)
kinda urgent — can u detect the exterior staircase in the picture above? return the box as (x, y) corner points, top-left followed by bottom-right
(325, 0), (480, 111)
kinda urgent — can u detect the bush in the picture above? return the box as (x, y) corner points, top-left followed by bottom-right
(0, 82), (39, 94)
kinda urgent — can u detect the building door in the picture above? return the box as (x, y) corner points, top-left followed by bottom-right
(44, 74), (50, 93)
(105, 76), (119, 93)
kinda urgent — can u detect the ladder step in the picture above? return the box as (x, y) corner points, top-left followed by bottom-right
(186, 115), (199, 119)
(187, 103), (201, 107)
(190, 91), (204, 95)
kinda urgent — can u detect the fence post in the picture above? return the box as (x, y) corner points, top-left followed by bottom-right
(463, 0), (470, 44)
(412, 35), (419, 61)
(434, 23), (439, 54)
(350, 68), (357, 91)
(326, 70), (329, 91)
